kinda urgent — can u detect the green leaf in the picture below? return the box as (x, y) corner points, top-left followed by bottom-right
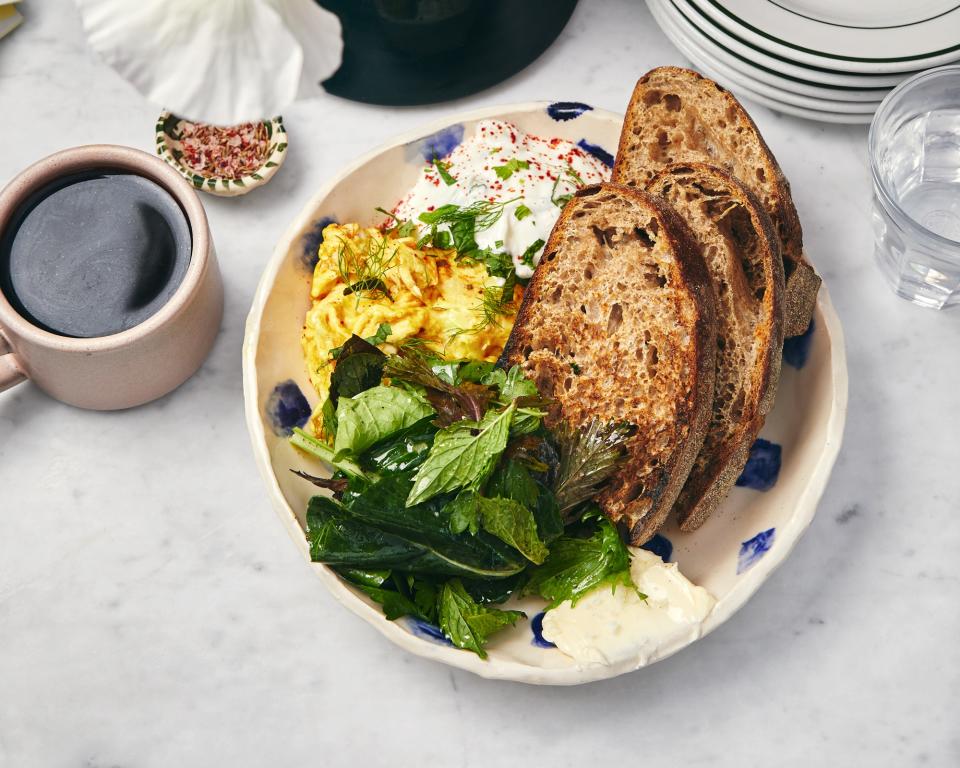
(524, 513), (634, 608)
(250, 172), (264, 181)
(358, 584), (423, 620)
(359, 415), (437, 475)
(486, 460), (564, 545)
(447, 494), (548, 564)
(307, 496), (426, 568)
(433, 155), (457, 186)
(330, 324), (391, 361)
(383, 349), (496, 426)
(551, 419), (632, 522)
(447, 494), (480, 535)
(328, 335), (386, 403)
(438, 579), (524, 658)
(456, 360), (496, 384)
(418, 204), (460, 225)
(476, 248), (513, 279)
(338, 567), (391, 587)
(340, 474), (527, 578)
(290, 428), (365, 480)
(320, 397), (337, 438)
(514, 204), (532, 221)
(493, 158), (530, 180)
(519, 238), (545, 269)
(460, 572), (528, 605)
(334, 386), (434, 457)
(482, 365), (538, 401)
(406, 402), (516, 506)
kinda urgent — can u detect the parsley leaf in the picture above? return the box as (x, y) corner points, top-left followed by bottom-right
(433, 155), (457, 186)
(447, 494), (549, 564)
(514, 204), (532, 221)
(438, 578), (524, 658)
(524, 513), (635, 608)
(406, 401), (516, 506)
(519, 238), (545, 269)
(493, 158), (530, 180)
(552, 419), (632, 522)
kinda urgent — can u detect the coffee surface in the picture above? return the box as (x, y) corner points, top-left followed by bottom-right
(0, 171), (192, 338)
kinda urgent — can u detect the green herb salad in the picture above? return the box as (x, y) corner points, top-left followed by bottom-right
(290, 336), (640, 658)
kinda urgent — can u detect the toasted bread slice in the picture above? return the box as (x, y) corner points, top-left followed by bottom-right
(502, 183), (716, 545)
(646, 163), (784, 531)
(613, 66), (819, 338)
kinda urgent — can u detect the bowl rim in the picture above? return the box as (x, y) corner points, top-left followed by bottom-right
(241, 101), (849, 684)
(155, 112), (288, 197)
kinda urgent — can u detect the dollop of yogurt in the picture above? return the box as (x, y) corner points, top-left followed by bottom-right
(541, 549), (716, 667)
(394, 120), (611, 278)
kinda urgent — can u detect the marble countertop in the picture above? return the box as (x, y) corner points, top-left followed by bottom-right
(2, 1), (958, 766)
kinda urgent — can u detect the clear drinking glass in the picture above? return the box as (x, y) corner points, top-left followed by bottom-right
(870, 66), (960, 308)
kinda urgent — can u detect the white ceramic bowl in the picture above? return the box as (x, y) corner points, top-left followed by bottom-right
(242, 102), (848, 684)
(155, 112), (287, 197)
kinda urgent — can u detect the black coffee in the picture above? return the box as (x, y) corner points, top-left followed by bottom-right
(0, 171), (192, 338)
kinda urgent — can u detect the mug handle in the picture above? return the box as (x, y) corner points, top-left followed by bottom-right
(0, 329), (27, 393)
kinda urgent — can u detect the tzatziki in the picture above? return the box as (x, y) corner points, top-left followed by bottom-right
(542, 549), (716, 667)
(394, 119), (610, 279)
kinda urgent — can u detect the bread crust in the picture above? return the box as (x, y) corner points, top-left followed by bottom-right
(613, 66), (819, 338)
(646, 162), (784, 531)
(502, 182), (717, 544)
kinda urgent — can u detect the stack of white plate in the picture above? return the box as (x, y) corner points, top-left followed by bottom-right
(646, 0), (960, 123)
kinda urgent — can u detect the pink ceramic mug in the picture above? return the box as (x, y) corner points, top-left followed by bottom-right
(0, 145), (223, 410)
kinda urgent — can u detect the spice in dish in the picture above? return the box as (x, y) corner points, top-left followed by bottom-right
(175, 120), (270, 180)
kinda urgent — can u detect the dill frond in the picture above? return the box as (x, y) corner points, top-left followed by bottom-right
(334, 233), (399, 307)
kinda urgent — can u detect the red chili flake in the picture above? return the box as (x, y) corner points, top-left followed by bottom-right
(176, 119), (270, 180)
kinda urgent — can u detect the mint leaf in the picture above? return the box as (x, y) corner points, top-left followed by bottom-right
(519, 238), (545, 269)
(438, 579), (524, 658)
(334, 386), (434, 456)
(493, 158), (530, 180)
(482, 364), (538, 401)
(486, 459), (564, 544)
(447, 494), (548, 564)
(406, 402), (516, 506)
(524, 514), (634, 608)
(433, 155), (457, 186)
(447, 494), (480, 535)
(514, 204), (532, 221)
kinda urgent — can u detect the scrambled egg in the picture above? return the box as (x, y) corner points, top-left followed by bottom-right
(302, 223), (521, 405)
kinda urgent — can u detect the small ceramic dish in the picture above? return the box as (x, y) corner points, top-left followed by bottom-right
(242, 103), (848, 684)
(155, 112), (287, 197)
